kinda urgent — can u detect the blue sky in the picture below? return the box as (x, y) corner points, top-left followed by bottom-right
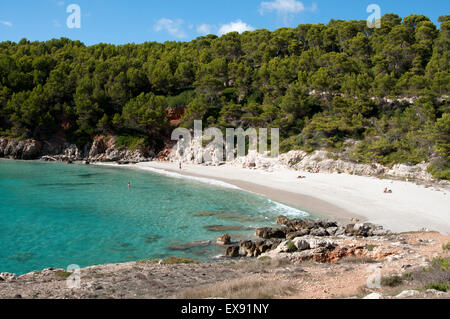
(0, 0), (448, 45)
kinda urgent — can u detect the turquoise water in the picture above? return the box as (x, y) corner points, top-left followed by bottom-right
(0, 159), (309, 275)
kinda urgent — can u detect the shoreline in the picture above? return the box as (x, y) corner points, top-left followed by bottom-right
(95, 161), (450, 235)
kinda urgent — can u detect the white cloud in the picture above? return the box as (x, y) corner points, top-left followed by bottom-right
(197, 23), (216, 35)
(259, 0), (305, 15)
(154, 18), (187, 38)
(218, 20), (254, 36)
(0, 21), (12, 27)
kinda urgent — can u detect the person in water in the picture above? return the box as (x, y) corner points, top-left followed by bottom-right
(128, 182), (131, 189)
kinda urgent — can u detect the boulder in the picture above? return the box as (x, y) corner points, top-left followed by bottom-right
(21, 140), (42, 160)
(286, 229), (310, 240)
(0, 138), (7, 156)
(88, 138), (107, 158)
(240, 240), (257, 257)
(395, 290), (420, 299)
(255, 239), (271, 254)
(292, 238), (310, 251)
(274, 241), (292, 253)
(353, 223), (373, 237)
(255, 227), (285, 239)
(308, 239), (336, 250)
(217, 234), (231, 245)
(0, 272), (17, 282)
(310, 228), (328, 237)
(345, 224), (356, 235)
(225, 246), (240, 258)
(335, 226), (347, 236)
(363, 293), (383, 299)
(326, 227), (338, 236)
(291, 219), (316, 230)
(266, 238), (283, 249)
(276, 215), (290, 226)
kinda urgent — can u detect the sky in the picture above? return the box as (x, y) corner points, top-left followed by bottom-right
(0, 0), (448, 45)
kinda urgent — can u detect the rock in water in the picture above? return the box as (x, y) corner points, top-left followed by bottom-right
(225, 246), (240, 258)
(276, 215), (290, 226)
(255, 228), (286, 239)
(217, 234), (231, 245)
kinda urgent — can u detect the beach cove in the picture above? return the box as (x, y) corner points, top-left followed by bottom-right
(99, 161), (450, 235)
(0, 159), (308, 275)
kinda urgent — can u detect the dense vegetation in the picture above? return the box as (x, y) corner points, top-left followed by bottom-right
(0, 14), (449, 178)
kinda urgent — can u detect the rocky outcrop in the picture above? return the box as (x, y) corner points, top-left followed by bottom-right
(216, 234), (231, 245)
(254, 227), (286, 240)
(279, 150), (436, 182)
(0, 138), (42, 160)
(169, 135), (437, 182)
(0, 272), (17, 282)
(222, 216), (391, 260)
(0, 135), (153, 163)
(225, 245), (240, 258)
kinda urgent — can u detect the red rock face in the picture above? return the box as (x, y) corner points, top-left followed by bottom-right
(167, 107), (185, 126)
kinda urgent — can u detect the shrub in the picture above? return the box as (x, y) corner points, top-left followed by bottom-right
(424, 283), (449, 292)
(55, 271), (72, 278)
(162, 257), (202, 264)
(432, 257), (449, 271)
(287, 241), (297, 253)
(381, 275), (403, 287)
(115, 134), (147, 151)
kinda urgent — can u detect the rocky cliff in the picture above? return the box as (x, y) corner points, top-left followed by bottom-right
(167, 137), (439, 182)
(0, 136), (152, 163)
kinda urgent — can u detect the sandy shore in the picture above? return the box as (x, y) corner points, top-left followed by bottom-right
(96, 161), (450, 235)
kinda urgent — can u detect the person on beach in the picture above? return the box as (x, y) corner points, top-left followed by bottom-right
(179, 161), (182, 170)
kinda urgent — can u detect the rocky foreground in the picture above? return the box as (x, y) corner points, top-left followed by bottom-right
(1, 217), (448, 299)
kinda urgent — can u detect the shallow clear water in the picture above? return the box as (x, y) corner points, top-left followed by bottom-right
(0, 159), (309, 275)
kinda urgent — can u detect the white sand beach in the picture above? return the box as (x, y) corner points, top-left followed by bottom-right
(98, 161), (450, 235)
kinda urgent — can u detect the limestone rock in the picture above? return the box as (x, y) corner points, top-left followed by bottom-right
(0, 273), (17, 282)
(217, 234), (231, 245)
(363, 293), (383, 299)
(225, 246), (240, 258)
(255, 228), (285, 239)
(395, 290), (420, 299)
(292, 238), (310, 251)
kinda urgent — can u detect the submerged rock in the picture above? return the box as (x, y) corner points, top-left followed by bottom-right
(204, 225), (253, 232)
(168, 240), (211, 251)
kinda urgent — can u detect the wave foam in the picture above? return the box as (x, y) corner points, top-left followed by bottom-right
(268, 200), (310, 218)
(131, 165), (242, 190)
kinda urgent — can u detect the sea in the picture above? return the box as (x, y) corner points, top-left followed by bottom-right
(0, 159), (310, 275)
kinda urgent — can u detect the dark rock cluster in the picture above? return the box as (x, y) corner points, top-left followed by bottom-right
(223, 216), (390, 258)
